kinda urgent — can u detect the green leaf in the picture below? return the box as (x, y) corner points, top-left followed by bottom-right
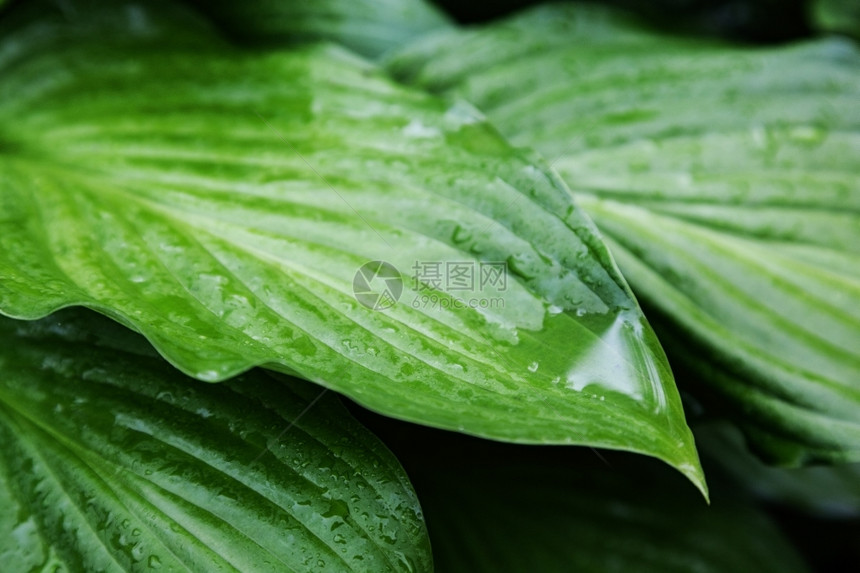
(0, 308), (431, 572)
(414, 459), (809, 573)
(698, 422), (860, 518)
(386, 4), (860, 465)
(813, 0), (860, 38)
(0, 3), (706, 492)
(186, 0), (452, 57)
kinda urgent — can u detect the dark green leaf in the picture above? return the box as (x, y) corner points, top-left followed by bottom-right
(813, 0), (860, 38)
(698, 423), (860, 518)
(186, 0), (451, 57)
(415, 459), (809, 573)
(0, 308), (431, 572)
(0, 3), (706, 491)
(386, 3), (860, 465)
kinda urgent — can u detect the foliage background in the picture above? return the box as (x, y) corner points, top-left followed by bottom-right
(0, 0), (858, 571)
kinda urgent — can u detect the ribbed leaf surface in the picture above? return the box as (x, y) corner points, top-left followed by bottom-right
(0, 3), (705, 490)
(386, 3), (860, 465)
(0, 309), (431, 572)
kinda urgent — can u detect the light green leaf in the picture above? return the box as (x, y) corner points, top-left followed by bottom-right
(415, 460), (809, 573)
(0, 3), (706, 492)
(186, 0), (452, 57)
(0, 308), (431, 572)
(386, 3), (860, 465)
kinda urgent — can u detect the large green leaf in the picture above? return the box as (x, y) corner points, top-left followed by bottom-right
(185, 0), (451, 58)
(0, 2), (706, 491)
(386, 3), (860, 465)
(414, 459), (809, 572)
(0, 308), (431, 572)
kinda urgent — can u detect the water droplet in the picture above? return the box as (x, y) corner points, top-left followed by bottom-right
(131, 543), (145, 562)
(506, 253), (537, 280)
(322, 499), (350, 519)
(402, 120), (441, 139)
(451, 225), (473, 245)
(789, 125), (826, 144)
(155, 391), (174, 403)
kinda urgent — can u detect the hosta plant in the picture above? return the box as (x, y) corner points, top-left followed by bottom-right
(0, 0), (857, 570)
